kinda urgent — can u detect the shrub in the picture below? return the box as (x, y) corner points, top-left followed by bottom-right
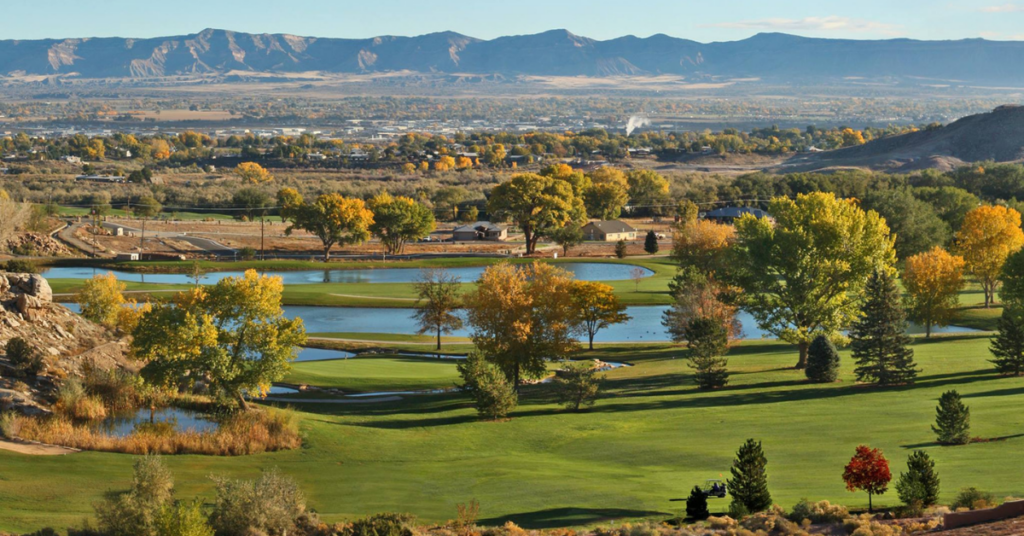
(805, 335), (840, 383)
(932, 390), (970, 445)
(84, 367), (149, 413)
(3, 259), (38, 273)
(951, 487), (994, 510)
(55, 378), (107, 421)
(348, 513), (416, 536)
(209, 469), (305, 536)
(457, 352), (517, 420)
(238, 247), (257, 261)
(95, 455), (174, 536)
(788, 499), (849, 524)
(685, 486), (709, 520)
(553, 361), (602, 411)
(0, 411), (22, 439)
(155, 500), (214, 536)
(614, 240), (628, 258)
(644, 230), (659, 254)
(4, 337), (45, 378)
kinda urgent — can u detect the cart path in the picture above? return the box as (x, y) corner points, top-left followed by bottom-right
(260, 395), (403, 404)
(0, 439), (79, 456)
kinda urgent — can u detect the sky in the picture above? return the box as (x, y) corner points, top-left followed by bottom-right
(5, 0), (1024, 42)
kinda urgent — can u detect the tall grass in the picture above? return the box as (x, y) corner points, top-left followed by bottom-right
(54, 378), (108, 421)
(17, 408), (301, 456)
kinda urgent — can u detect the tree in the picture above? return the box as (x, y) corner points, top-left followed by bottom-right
(553, 361), (602, 411)
(954, 205), (1024, 307)
(412, 268), (463, 352)
(487, 173), (584, 254)
(843, 445), (891, 513)
(128, 167), (153, 184)
(851, 270), (918, 386)
(626, 169), (670, 215)
(276, 187), (304, 224)
(614, 239), (628, 258)
(585, 167), (630, 220)
(732, 192), (896, 368)
(76, 272), (148, 333)
(132, 270), (307, 410)
(457, 352), (518, 420)
(903, 247), (966, 338)
(662, 268), (740, 344)
(232, 187), (272, 222)
(727, 439), (772, 514)
(134, 196), (162, 253)
(932, 389), (970, 445)
(572, 281), (630, 350)
(367, 191), (436, 255)
(644, 230), (659, 254)
(685, 316), (730, 389)
(896, 450), (940, 508)
(672, 219), (736, 274)
(862, 189), (950, 260)
(285, 193), (374, 261)
(549, 222), (584, 256)
(463, 262), (580, 390)
(685, 486), (710, 520)
(677, 200), (699, 225)
(234, 162), (273, 184)
(805, 334), (841, 383)
(991, 306), (1024, 376)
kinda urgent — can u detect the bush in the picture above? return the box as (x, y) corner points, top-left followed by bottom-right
(614, 240), (628, 259)
(55, 378), (107, 421)
(553, 361), (601, 411)
(457, 353), (518, 420)
(95, 455), (174, 536)
(348, 513), (416, 536)
(3, 259), (38, 273)
(685, 486), (709, 520)
(4, 337), (45, 378)
(0, 411), (22, 439)
(805, 335), (840, 383)
(788, 499), (849, 524)
(951, 487), (994, 510)
(210, 468), (305, 536)
(84, 366), (149, 413)
(155, 500), (214, 536)
(238, 247), (257, 261)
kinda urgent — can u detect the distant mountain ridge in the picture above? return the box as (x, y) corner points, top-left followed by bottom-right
(3, 28), (1024, 83)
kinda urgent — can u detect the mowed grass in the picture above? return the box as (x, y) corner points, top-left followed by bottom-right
(4, 335), (1024, 533)
(284, 356), (463, 393)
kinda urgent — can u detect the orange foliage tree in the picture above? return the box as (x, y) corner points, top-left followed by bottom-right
(903, 246), (966, 338)
(843, 445), (891, 513)
(954, 205), (1024, 307)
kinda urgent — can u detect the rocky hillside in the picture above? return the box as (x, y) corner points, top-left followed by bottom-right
(0, 272), (128, 415)
(783, 105), (1024, 172)
(3, 29), (1024, 84)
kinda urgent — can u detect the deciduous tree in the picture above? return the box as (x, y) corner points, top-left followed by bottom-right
(367, 191), (435, 255)
(134, 196), (162, 252)
(487, 174), (584, 254)
(626, 169), (670, 215)
(234, 162), (273, 184)
(572, 281), (630, 350)
(285, 193), (374, 261)
(903, 247), (966, 338)
(553, 361), (602, 411)
(662, 268), (741, 344)
(584, 167), (630, 220)
(731, 192), (896, 368)
(457, 352), (518, 420)
(954, 205), (1024, 307)
(549, 222), (584, 256)
(843, 445), (891, 513)
(412, 268), (464, 352)
(672, 219), (735, 274)
(76, 272), (149, 333)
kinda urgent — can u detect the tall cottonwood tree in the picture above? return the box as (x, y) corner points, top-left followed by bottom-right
(903, 247), (966, 338)
(851, 270), (918, 386)
(285, 193), (374, 261)
(955, 205), (1024, 307)
(367, 191), (436, 255)
(487, 174), (584, 254)
(731, 192), (896, 368)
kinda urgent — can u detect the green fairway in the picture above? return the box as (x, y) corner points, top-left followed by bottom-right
(284, 355), (463, 393)
(4, 335), (1024, 533)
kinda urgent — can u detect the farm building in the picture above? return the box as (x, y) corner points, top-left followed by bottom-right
(581, 220), (637, 242)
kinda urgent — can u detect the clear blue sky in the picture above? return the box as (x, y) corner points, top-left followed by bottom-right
(8, 0), (1024, 41)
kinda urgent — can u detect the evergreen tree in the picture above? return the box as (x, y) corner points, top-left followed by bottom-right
(615, 239), (628, 259)
(852, 269), (918, 385)
(727, 438), (771, 514)
(685, 316), (730, 389)
(932, 390), (970, 445)
(685, 486), (709, 520)
(896, 450), (940, 508)
(644, 230), (660, 254)
(805, 334), (841, 383)
(990, 306), (1024, 376)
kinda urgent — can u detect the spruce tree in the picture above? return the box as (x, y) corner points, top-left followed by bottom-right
(685, 485), (710, 520)
(896, 450), (940, 507)
(805, 334), (841, 383)
(685, 316), (730, 389)
(990, 306), (1024, 376)
(932, 390), (970, 445)
(727, 438), (772, 514)
(615, 240), (628, 259)
(851, 269), (918, 385)
(644, 230), (660, 254)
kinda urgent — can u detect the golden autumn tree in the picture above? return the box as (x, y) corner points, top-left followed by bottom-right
(672, 219), (736, 274)
(75, 272), (150, 333)
(455, 156), (473, 169)
(149, 139), (172, 160)
(132, 271), (306, 410)
(487, 173), (584, 254)
(234, 162), (274, 184)
(366, 191), (436, 255)
(285, 193), (374, 261)
(572, 281), (631, 350)
(954, 205), (1024, 307)
(463, 262), (580, 390)
(903, 247), (966, 338)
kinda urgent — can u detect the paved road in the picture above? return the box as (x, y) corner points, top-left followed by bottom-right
(101, 222), (237, 257)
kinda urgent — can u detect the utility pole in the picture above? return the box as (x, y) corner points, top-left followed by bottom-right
(260, 209), (266, 261)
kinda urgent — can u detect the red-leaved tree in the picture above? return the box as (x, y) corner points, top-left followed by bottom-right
(843, 445), (891, 512)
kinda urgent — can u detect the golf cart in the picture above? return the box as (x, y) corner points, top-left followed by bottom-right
(669, 479), (728, 502)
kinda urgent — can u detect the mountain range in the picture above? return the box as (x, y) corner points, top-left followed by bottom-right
(2, 29), (1024, 84)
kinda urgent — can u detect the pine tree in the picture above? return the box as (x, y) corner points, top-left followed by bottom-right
(932, 390), (970, 445)
(805, 334), (841, 383)
(685, 316), (730, 389)
(685, 485), (710, 520)
(644, 230), (660, 254)
(990, 306), (1024, 376)
(727, 438), (771, 514)
(896, 450), (940, 507)
(615, 240), (628, 259)
(851, 269), (918, 385)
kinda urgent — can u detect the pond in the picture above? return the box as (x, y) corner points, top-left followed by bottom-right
(42, 262), (654, 285)
(92, 407), (219, 438)
(60, 303), (979, 343)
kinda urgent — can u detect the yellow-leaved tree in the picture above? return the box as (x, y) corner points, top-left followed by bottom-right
(132, 270), (306, 409)
(672, 218), (736, 274)
(954, 205), (1024, 308)
(75, 272), (150, 333)
(572, 281), (630, 350)
(234, 162), (273, 184)
(903, 246), (966, 338)
(463, 262), (580, 389)
(285, 193), (374, 261)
